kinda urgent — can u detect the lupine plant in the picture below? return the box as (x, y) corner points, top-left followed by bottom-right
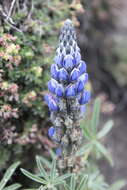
(21, 20), (126, 190)
(45, 19), (90, 171)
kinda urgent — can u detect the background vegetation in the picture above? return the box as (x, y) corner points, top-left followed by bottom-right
(0, 0), (127, 189)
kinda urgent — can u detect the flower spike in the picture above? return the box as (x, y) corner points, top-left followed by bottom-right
(45, 19), (91, 164)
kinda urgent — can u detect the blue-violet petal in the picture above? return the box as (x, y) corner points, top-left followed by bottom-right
(58, 68), (69, 81)
(48, 127), (55, 137)
(70, 68), (80, 81)
(48, 98), (59, 111)
(48, 79), (57, 94)
(78, 91), (91, 105)
(63, 54), (74, 71)
(65, 84), (76, 97)
(51, 64), (59, 80)
(78, 60), (86, 75)
(55, 84), (64, 97)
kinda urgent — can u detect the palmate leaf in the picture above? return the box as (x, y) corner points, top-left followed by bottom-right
(21, 156), (71, 189)
(80, 98), (114, 165)
(0, 162), (20, 190)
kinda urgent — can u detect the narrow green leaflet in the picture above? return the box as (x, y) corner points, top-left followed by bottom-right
(52, 180), (65, 186)
(50, 159), (57, 181)
(97, 120), (113, 139)
(0, 162), (20, 190)
(70, 174), (76, 190)
(36, 156), (49, 180)
(77, 175), (88, 190)
(95, 142), (113, 166)
(21, 156), (71, 189)
(3, 184), (21, 190)
(53, 173), (71, 186)
(91, 98), (101, 134)
(63, 174), (88, 190)
(82, 123), (94, 140)
(20, 169), (47, 184)
(76, 143), (93, 156)
(56, 174), (72, 182)
(38, 157), (52, 169)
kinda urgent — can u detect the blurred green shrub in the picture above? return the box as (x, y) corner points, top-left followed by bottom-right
(0, 0), (84, 177)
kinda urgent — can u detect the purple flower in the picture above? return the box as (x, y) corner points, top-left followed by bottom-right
(58, 68), (69, 82)
(78, 60), (86, 75)
(56, 147), (62, 156)
(65, 84), (76, 97)
(45, 19), (91, 156)
(55, 84), (64, 97)
(63, 54), (74, 71)
(79, 73), (88, 83)
(78, 91), (91, 105)
(45, 94), (59, 111)
(49, 98), (59, 111)
(80, 105), (86, 113)
(76, 80), (84, 93)
(44, 94), (52, 105)
(48, 79), (57, 94)
(54, 54), (63, 67)
(48, 127), (55, 137)
(51, 64), (59, 80)
(74, 51), (81, 65)
(70, 68), (80, 81)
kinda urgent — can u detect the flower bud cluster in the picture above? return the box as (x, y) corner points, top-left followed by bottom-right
(45, 19), (90, 162)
